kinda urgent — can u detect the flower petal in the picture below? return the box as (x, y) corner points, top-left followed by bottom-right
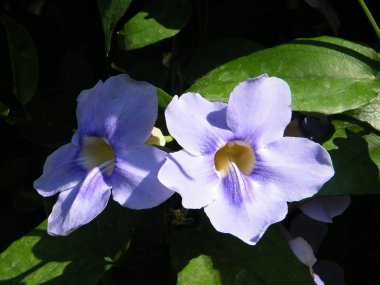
(255, 137), (334, 202)
(289, 237), (317, 268)
(314, 260), (345, 285)
(34, 143), (86, 197)
(76, 74), (157, 148)
(300, 196), (351, 223)
(158, 150), (219, 209)
(165, 93), (232, 155)
(289, 213), (328, 254)
(47, 164), (112, 235)
(204, 172), (287, 245)
(111, 145), (174, 209)
(313, 274), (325, 285)
(226, 74), (292, 148)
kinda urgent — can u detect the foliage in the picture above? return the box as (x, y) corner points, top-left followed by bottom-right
(1, 0), (380, 284)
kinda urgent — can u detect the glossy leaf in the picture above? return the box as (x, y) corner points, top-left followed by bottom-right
(346, 95), (380, 131)
(172, 225), (314, 285)
(189, 36), (380, 114)
(97, 0), (132, 56)
(320, 120), (380, 196)
(117, 0), (192, 50)
(178, 255), (222, 285)
(0, 15), (39, 105)
(0, 202), (138, 284)
(181, 37), (262, 85)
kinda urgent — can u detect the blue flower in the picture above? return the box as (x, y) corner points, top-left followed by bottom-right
(158, 74), (334, 245)
(34, 74), (173, 235)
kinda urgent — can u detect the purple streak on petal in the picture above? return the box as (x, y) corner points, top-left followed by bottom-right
(226, 75), (292, 148)
(314, 260), (346, 285)
(204, 179), (287, 245)
(47, 163), (112, 236)
(111, 145), (174, 209)
(289, 237), (317, 267)
(221, 163), (251, 206)
(165, 93), (233, 155)
(290, 213), (328, 253)
(76, 74), (157, 148)
(34, 143), (86, 197)
(158, 150), (219, 209)
(300, 196), (351, 223)
(254, 137), (334, 202)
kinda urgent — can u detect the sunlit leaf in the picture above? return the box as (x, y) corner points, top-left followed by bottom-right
(346, 95), (380, 131)
(189, 36), (380, 114)
(0, 15), (39, 105)
(320, 120), (380, 196)
(97, 0), (132, 56)
(172, 225), (314, 285)
(117, 0), (192, 50)
(181, 37), (262, 84)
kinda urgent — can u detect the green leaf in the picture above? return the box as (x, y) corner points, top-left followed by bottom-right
(189, 36), (380, 114)
(178, 255), (222, 285)
(117, 0), (192, 50)
(157, 87), (172, 110)
(346, 94), (380, 131)
(181, 37), (263, 85)
(0, 202), (138, 285)
(97, 0), (132, 56)
(0, 15), (39, 105)
(0, 102), (9, 116)
(171, 226), (314, 285)
(320, 120), (380, 196)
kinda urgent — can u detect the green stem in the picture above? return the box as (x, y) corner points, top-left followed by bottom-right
(358, 0), (380, 42)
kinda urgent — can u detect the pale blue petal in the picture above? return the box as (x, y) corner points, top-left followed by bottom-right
(226, 75), (292, 148)
(158, 150), (219, 209)
(111, 145), (174, 209)
(76, 74), (157, 148)
(300, 196), (350, 223)
(313, 274), (325, 285)
(290, 213), (328, 253)
(314, 260), (346, 285)
(34, 143), (86, 197)
(47, 164), (111, 236)
(204, 169), (287, 245)
(254, 137), (334, 202)
(165, 93), (232, 155)
(288, 237), (317, 267)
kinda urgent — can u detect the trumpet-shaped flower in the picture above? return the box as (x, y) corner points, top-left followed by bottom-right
(158, 74), (334, 245)
(34, 74), (173, 235)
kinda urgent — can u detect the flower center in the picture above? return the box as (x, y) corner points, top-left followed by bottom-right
(81, 136), (115, 176)
(214, 140), (256, 176)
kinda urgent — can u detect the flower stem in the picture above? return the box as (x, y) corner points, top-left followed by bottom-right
(358, 0), (380, 42)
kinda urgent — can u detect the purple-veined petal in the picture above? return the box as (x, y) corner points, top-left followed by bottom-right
(290, 213), (328, 254)
(76, 74), (157, 148)
(165, 93), (232, 155)
(158, 150), (219, 209)
(34, 143), (86, 197)
(226, 74), (292, 148)
(111, 145), (174, 209)
(47, 163), (112, 235)
(300, 196), (351, 223)
(289, 237), (317, 268)
(204, 169), (287, 245)
(254, 137), (334, 202)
